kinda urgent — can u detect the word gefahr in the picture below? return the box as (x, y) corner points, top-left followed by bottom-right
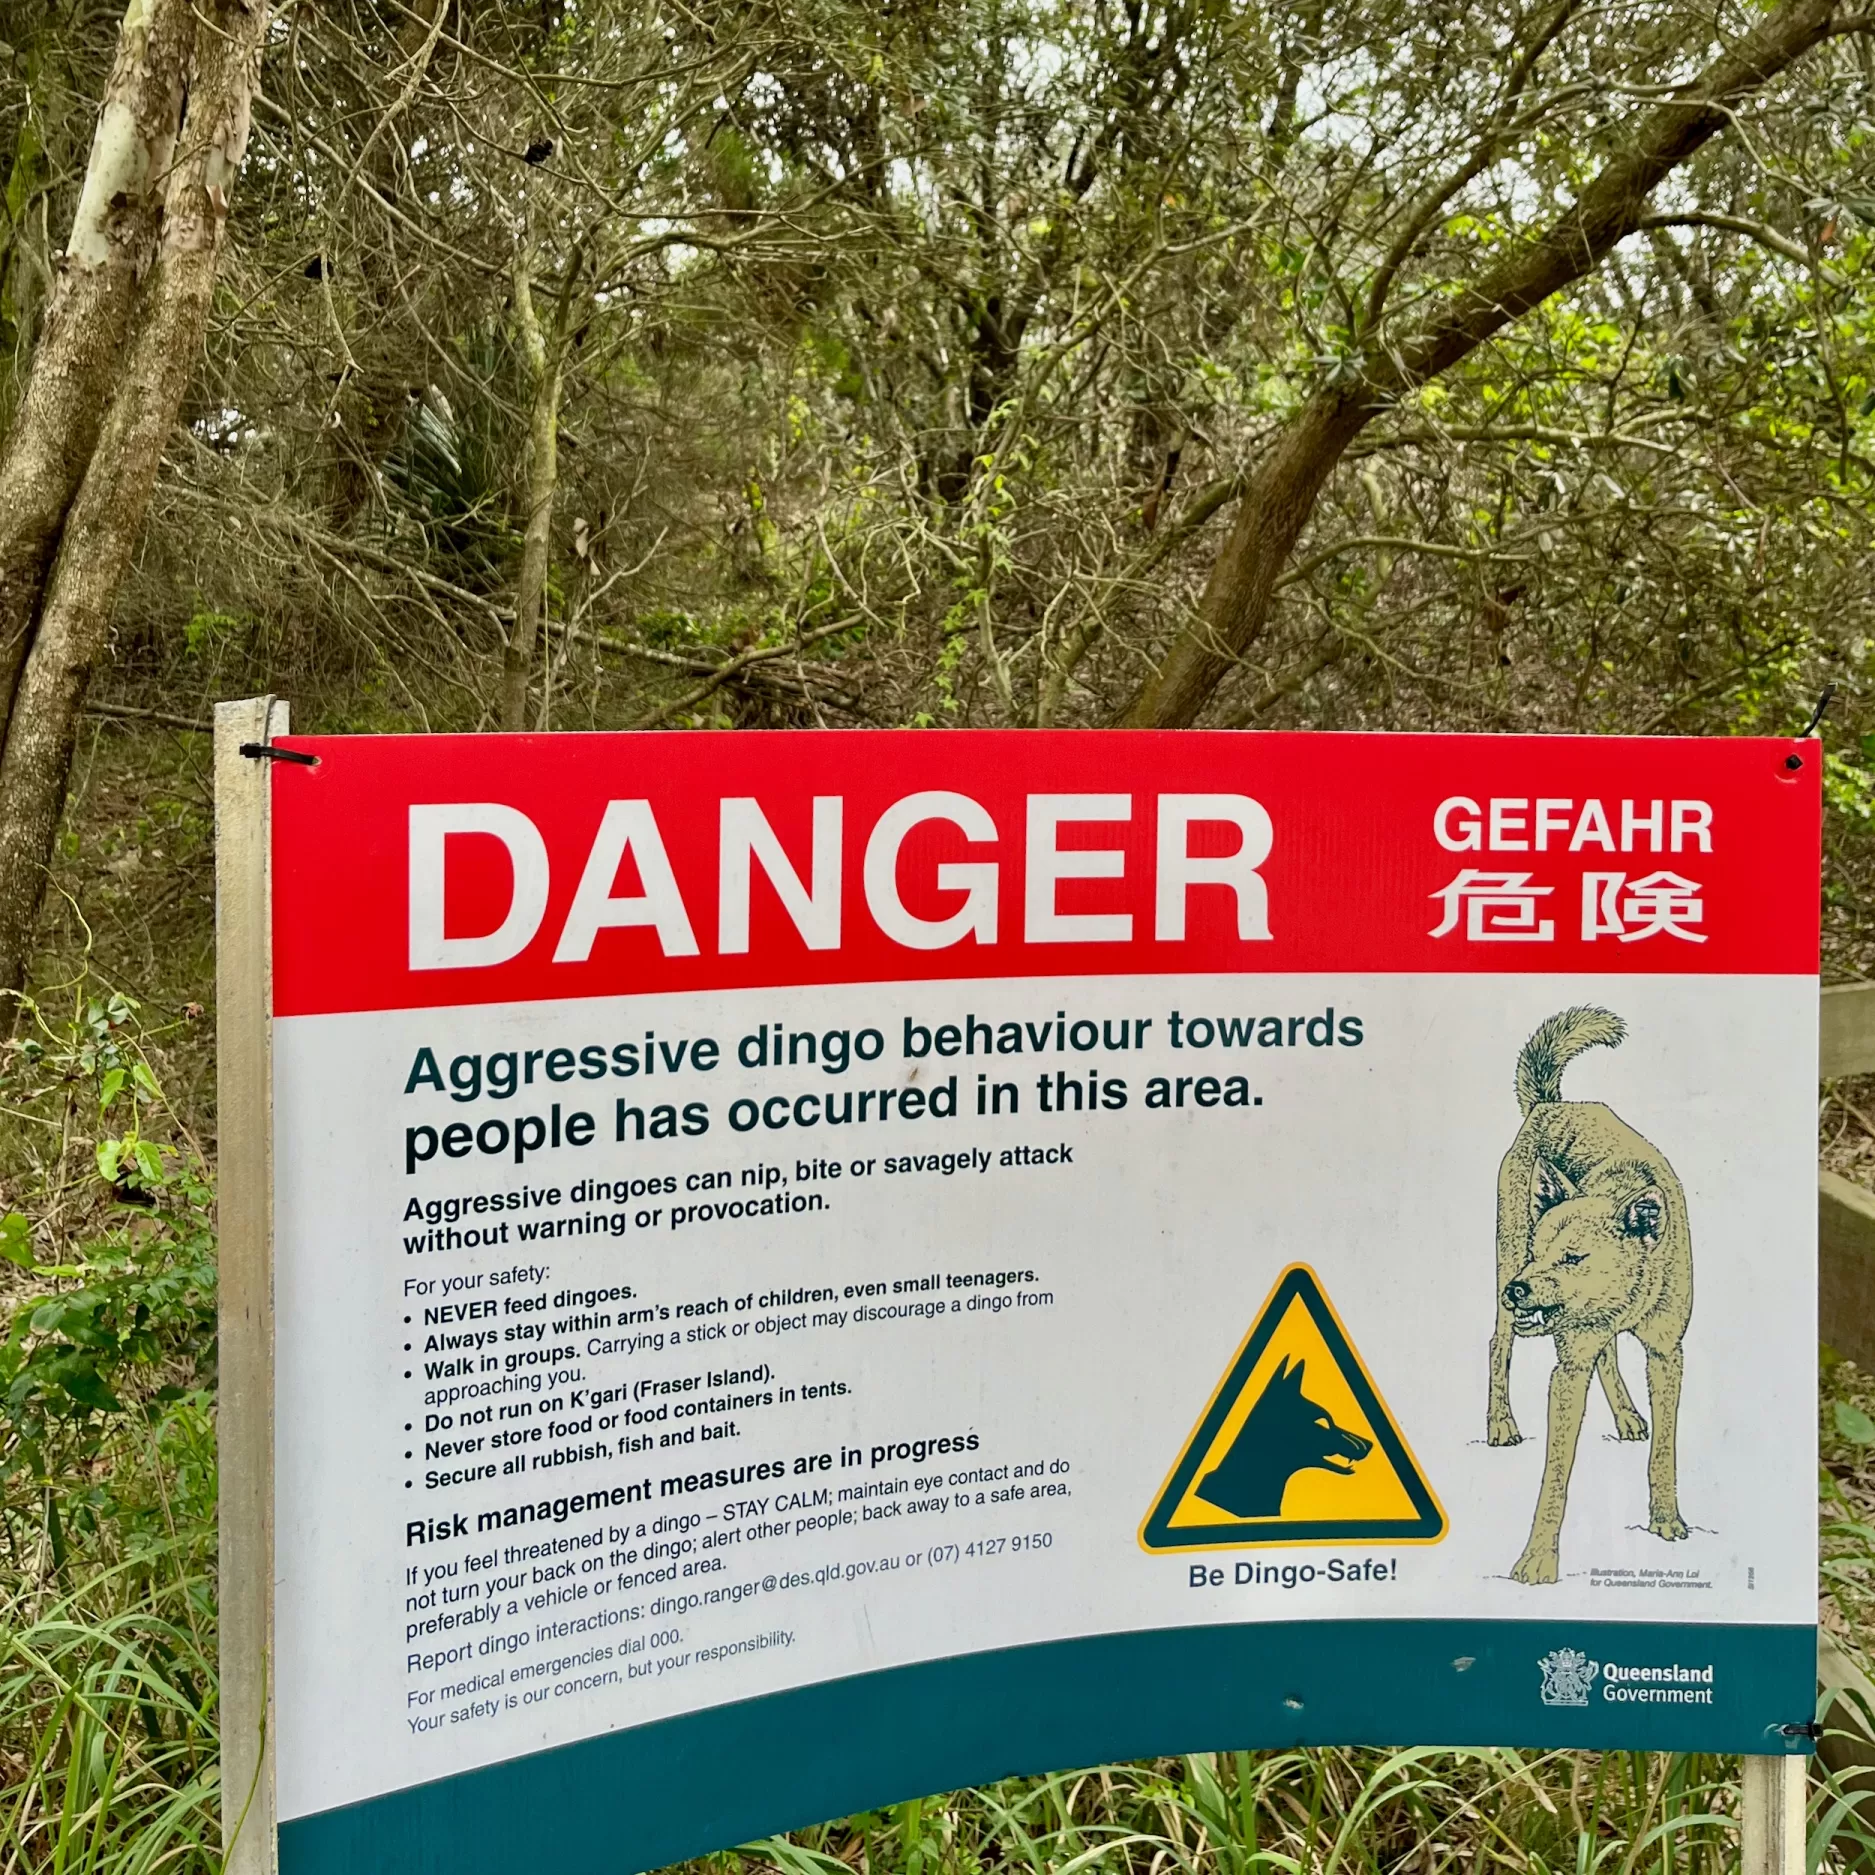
(1434, 796), (1712, 855)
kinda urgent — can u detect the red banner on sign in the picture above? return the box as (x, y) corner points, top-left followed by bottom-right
(268, 730), (1819, 1017)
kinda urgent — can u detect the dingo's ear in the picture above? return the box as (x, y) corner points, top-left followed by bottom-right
(1619, 1187), (1665, 1246)
(1532, 1157), (1578, 1219)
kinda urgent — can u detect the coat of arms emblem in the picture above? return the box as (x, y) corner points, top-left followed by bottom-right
(1537, 1648), (1600, 1707)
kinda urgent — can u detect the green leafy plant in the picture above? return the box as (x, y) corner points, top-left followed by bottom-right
(0, 977), (222, 1875)
(1, 986), (216, 1571)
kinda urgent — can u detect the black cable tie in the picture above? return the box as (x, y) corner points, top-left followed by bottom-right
(1779, 1720), (1823, 1740)
(1798, 683), (1836, 741)
(239, 742), (318, 767)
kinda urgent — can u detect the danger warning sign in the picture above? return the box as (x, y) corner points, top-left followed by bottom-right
(229, 721), (1820, 1875)
(1141, 1265), (1447, 1550)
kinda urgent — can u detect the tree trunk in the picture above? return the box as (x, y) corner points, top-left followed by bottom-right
(0, 0), (267, 1002)
(501, 248), (563, 732)
(0, 0), (194, 751)
(1119, 394), (1369, 729)
(1118, 0), (1854, 728)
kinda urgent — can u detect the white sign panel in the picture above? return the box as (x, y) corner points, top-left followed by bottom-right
(254, 730), (1819, 1875)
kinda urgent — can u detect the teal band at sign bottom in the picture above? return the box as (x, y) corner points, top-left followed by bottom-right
(278, 1618), (1817, 1875)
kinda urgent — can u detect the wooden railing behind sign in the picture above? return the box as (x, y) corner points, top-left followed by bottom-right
(1822, 984), (1875, 1369)
(1825, 984), (1875, 1082)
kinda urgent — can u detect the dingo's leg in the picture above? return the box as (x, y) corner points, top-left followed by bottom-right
(1511, 1351), (1595, 1584)
(1488, 1302), (1521, 1445)
(1642, 1342), (1687, 1540)
(1489, 1138), (1534, 1446)
(1596, 1345), (1647, 1440)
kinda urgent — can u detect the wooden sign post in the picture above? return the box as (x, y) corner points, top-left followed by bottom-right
(216, 703), (1817, 1875)
(216, 695), (287, 1875)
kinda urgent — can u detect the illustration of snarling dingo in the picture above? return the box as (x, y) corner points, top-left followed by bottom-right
(1197, 1356), (1374, 1519)
(1488, 1007), (1693, 1585)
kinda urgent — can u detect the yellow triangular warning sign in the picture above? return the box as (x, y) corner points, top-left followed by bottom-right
(1140, 1264), (1446, 1551)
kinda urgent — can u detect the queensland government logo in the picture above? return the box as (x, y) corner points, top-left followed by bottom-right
(1537, 1648), (1600, 1707)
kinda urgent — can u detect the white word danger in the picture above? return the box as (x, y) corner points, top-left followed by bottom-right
(406, 793), (1275, 970)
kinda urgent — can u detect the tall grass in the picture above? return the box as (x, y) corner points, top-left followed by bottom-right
(0, 1406), (220, 1875)
(2, 983), (221, 1875)
(733, 1743), (1875, 1875)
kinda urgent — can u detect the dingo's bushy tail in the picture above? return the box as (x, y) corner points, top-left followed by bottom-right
(1515, 1006), (1625, 1115)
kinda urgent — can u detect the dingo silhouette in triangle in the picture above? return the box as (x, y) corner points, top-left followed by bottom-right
(1140, 1265), (1446, 1550)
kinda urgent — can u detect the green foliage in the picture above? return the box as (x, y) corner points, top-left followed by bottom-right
(1821, 1349), (1875, 1655)
(1826, 750), (1875, 826)
(0, 977), (222, 1874)
(181, 606), (249, 660)
(385, 356), (525, 590)
(0, 113), (51, 350)
(1, 987), (217, 1566)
